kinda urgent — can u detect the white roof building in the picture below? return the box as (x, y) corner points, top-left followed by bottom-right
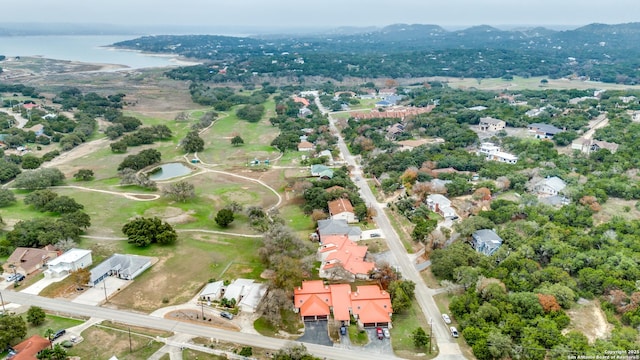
(44, 248), (92, 278)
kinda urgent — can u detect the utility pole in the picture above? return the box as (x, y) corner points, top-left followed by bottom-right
(128, 327), (132, 352)
(201, 301), (204, 320)
(429, 318), (433, 354)
(0, 291), (6, 314)
(103, 280), (108, 303)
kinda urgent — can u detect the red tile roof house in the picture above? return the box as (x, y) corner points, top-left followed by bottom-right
(328, 198), (357, 223)
(293, 280), (393, 328)
(9, 335), (51, 360)
(318, 234), (374, 281)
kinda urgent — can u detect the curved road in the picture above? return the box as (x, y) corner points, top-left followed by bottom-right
(315, 97), (465, 359)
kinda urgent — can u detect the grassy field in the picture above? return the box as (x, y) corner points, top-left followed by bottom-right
(68, 325), (164, 360)
(384, 208), (417, 253)
(104, 235), (264, 312)
(254, 309), (303, 337)
(196, 103), (280, 167)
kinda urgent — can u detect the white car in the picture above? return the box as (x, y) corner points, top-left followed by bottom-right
(383, 328), (390, 338)
(442, 314), (451, 324)
(450, 326), (459, 338)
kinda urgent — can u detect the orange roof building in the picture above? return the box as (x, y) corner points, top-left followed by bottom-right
(328, 198), (357, 223)
(318, 234), (374, 280)
(10, 335), (51, 360)
(292, 96), (310, 107)
(294, 281), (392, 327)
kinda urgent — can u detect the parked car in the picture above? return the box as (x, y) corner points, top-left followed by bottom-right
(442, 314), (451, 324)
(383, 328), (390, 338)
(450, 326), (459, 338)
(370, 233), (381, 238)
(376, 327), (384, 340)
(340, 326), (347, 335)
(14, 274), (25, 282)
(5, 274), (16, 282)
(220, 311), (233, 320)
(52, 329), (66, 341)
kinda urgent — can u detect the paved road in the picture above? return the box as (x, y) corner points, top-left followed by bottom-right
(315, 97), (464, 359)
(1, 291), (401, 360)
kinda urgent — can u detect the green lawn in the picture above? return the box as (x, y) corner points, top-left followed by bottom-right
(348, 325), (369, 345)
(24, 314), (85, 339)
(384, 208), (416, 253)
(391, 301), (436, 358)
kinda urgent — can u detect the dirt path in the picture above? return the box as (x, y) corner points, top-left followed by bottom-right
(54, 185), (161, 201)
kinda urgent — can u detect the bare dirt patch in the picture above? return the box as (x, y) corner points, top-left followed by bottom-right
(593, 198), (640, 225)
(564, 298), (613, 343)
(166, 309), (240, 331)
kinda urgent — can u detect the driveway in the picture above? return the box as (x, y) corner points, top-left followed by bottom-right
(21, 275), (69, 295)
(297, 320), (333, 346)
(72, 277), (129, 305)
(362, 328), (393, 355)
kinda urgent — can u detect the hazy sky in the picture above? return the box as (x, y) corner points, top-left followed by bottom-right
(2, 0), (639, 30)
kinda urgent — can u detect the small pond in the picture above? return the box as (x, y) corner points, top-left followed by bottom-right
(148, 163), (192, 180)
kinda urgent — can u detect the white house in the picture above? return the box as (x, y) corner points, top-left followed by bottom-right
(44, 248), (92, 278)
(426, 194), (458, 219)
(478, 143), (518, 164)
(534, 177), (567, 196)
(317, 219), (362, 241)
(199, 280), (224, 302)
(223, 279), (268, 313)
(89, 254), (153, 287)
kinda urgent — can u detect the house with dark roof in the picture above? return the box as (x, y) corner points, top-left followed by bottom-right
(528, 123), (564, 139)
(293, 280), (392, 328)
(328, 198), (357, 223)
(317, 219), (362, 241)
(471, 229), (503, 256)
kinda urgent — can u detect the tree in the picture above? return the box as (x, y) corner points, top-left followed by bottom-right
(36, 344), (67, 360)
(0, 314), (27, 350)
(69, 268), (90, 287)
(13, 168), (65, 190)
(0, 189), (16, 207)
(21, 154), (42, 169)
(181, 131), (204, 153)
(24, 190), (58, 211)
(73, 169), (94, 181)
(122, 217), (177, 247)
(26, 306), (46, 326)
(273, 343), (320, 360)
(231, 135), (244, 146)
(215, 208), (235, 227)
(60, 211), (91, 229)
(162, 181), (195, 202)
(43, 196), (84, 214)
(412, 327), (430, 349)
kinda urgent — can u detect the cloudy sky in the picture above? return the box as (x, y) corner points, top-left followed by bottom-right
(2, 0), (639, 30)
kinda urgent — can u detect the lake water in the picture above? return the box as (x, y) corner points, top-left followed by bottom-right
(149, 163), (192, 181)
(0, 35), (198, 69)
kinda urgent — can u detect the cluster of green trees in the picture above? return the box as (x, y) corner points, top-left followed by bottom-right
(186, 84), (272, 109)
(302, 167), (367, 219)
(110, 124), (172, 153)
(117, 148), (162, 171)
(121, 216), (177, 247)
